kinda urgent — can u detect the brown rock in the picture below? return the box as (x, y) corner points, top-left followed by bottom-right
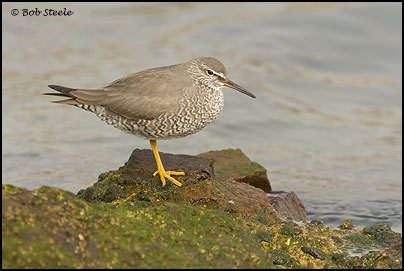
(171, 179), (278, 217)
(198, 148), (272, 193)
(77, 148), (214, 203)
(267, 191), (308, 222)
(77, 149), (278, 219)
(122, 148), (214, 186)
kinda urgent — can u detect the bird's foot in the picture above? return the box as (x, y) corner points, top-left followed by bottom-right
(153, 169), (184, 187)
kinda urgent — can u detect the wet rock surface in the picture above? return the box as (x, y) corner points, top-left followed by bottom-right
(77, 148), (215, 203)
(340, 219), (354, 230)
(267, 191), (308, 222)
(3, 148), (402, 269)
(76, 149), (275, 217)
(198, 148), (272, 193)
(3, 184), (272, 268)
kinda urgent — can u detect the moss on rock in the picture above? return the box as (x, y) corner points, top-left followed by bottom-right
(199, 148), (272, 192)
(2, 149), (402, 269)
(3, 184), (273, 269)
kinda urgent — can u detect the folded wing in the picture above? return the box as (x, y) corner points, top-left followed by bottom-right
(45, 65), (187, 120)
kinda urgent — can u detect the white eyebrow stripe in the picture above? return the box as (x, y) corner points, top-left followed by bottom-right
(212, 71), (225, 78)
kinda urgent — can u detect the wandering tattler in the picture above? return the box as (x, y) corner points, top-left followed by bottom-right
(44, 57), (256, 187)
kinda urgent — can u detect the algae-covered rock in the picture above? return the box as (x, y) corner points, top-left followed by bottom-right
(77, 149), (277, 219)
(301, 246), (328, 260)
(269, 249), (298, 267)
(198, 148), (272, 192)
(170, 179), (277, 217)
(340, 219), (354, 230)
(2, 184), (273, 269)
(77, 148), (214, 203)
(258, 219), (402, 269)
(3, 148), (402, 269)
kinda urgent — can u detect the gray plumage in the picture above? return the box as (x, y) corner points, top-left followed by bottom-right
(44, 57), (255, 140)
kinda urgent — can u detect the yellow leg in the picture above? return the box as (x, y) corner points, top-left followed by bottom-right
(150, 140), (184, 187)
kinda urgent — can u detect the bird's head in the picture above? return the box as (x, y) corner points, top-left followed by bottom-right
(187, 57), (256, 98)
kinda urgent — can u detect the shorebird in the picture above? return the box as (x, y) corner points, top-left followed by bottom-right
(44, 57), (256, 187)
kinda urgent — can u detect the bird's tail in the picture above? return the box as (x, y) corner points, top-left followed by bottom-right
(43, 85), (79, 105)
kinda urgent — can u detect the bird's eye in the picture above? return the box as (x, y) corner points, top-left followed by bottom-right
(206, 69), (214, 76)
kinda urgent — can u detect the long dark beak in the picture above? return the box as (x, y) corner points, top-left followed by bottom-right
(223, 79), (256, 98)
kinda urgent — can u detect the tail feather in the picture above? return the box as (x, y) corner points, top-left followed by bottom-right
(51, 99), (79, 105)
(44, 85), (79, 105)
(42, 92), (71, 97)
(47, 85), (77, 95)
(45, 85), (104, 107)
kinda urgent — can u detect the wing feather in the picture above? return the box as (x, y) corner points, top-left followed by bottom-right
(46, 63), (189, 120)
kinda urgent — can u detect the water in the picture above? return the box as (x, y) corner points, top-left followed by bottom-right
(2, 3), (402, 232)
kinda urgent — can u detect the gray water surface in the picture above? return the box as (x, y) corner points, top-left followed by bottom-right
(2, 3), (402, 232)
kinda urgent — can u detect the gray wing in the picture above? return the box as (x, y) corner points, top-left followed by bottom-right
(47, 65), (188, 120)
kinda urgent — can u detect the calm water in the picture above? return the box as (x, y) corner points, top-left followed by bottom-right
(2, 3), (402, 232)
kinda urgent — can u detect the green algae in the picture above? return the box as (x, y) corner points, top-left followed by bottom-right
(3, 185), (273, 269)
(340, 219), (353, 230)
(88, 202), (273, 268)
(255, 231), (274, 243)
(362, 223), (392, 235)
(269, 249), (298, 267)
(214, 160), (263, 177)
(3, 182), (402, 269)
(301, 246), (328, 260)
(345, 233), (375, 245)
(280, 224), (302, 237)
(2, 184), (27, 194)
(203, 149), (265, 178)
(2, 148), (402, 269)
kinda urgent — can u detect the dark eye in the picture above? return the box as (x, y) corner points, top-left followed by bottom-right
(206, 69), (214, 76)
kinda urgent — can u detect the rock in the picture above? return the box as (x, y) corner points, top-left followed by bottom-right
(266, 191), (308, 222)
(301, 246), (328, 260)
(340, 219), (353, 230)
(310, 220), (324, 226)
(269, 249), (298, 267)
(329, 241), (402, 269)
(280, 222), (302, 236)
(255, 231), (273, 243)
(3, 149), (402, 269)
(2, 184), (273, 269)
(362, 223), (392, 235)
(331, 235), (344, 245)
(77, 148), (214, 203)
(123, 148), (214, 186)
(170, 179), (277, 216)
(361, 223), (402, 246)
(198, 148), (272, 193)
(77, 149), (278, 219)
